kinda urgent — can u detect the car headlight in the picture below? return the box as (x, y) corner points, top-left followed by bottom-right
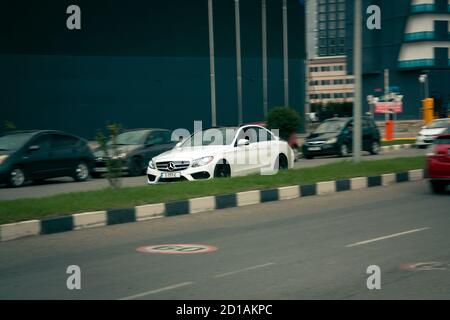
(112, 152), (127, 159)
(0, 155), (8, 165)
(148, 159), (156, 169)
(326, 138), (337, 144)
(191, 156), (214, 168)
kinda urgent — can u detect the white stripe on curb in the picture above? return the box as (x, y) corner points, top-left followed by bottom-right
(278, 186), (300, 200)
(0, 220), (40, 241)
(189, 196), (215, 214)
(317, 181), (336, 195)
(382, 173), (396, 186)
(73, 211), (107, 230)
(136, 203), (165, 221)
(409, 169), (424, 181)
(351, 177), (368, 190)
(237, 190), (261, 207)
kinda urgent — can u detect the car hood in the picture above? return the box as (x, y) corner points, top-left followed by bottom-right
(93, 145), (140, 157)
(154, 145), (228, 162)
(306, 132), (339, 142)
(419, 128), (448, 136)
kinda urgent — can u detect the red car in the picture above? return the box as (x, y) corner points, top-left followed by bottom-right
(427, 134), (450, 193)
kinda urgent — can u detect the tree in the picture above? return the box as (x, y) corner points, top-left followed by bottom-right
(266, 107), (301, 141)
(95, 123), (122, 189)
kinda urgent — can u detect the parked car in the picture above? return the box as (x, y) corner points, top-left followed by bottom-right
(416, 118), (450, 149)
(245, 121), (300, 161)
(146, 125), (294, 184)
(0, 130), (94, 187)
(92, 128), (176, 177)
(302, 117), (381, 159)
(427, 134), (450, 194)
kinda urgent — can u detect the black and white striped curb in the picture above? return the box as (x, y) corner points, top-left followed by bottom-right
(0, 169), (424, 242)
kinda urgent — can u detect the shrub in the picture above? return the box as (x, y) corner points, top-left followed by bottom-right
(266, 107), (301, 141)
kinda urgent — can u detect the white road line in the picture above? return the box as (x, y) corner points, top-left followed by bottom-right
(118, 282), (194, 300)
(346, 227), (430, 248)
(213, 263), (276, 279)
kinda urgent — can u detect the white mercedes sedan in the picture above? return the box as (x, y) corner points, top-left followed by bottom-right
(147, 125), (294, 184)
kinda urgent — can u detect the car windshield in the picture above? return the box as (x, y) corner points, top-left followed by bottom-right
(427, 120), (450, 129)
(181, 128), (238, 147)
(0, 132), (34, 151)
(113, 130), (149, 145)
(315, 120), (345, 134)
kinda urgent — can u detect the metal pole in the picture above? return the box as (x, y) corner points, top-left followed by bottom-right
(384, 69), (389, 99)
(353, 0), (362, 163)
(208, 0), (217, 127)
(262, 0), (268, 118)
(235, 0), (243, 125)
(282, 0), (289, 106)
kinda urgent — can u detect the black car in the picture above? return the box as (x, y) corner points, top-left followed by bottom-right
(302, 117), (381, 159)
(92, 128), (176, 177)
(0, 130), (94, 187)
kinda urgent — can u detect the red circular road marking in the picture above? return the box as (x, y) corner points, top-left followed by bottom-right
(137, 244), (218, 254)
(400, 262), (448, 271)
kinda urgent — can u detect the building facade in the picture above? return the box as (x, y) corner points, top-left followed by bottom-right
(0, 0), (306, 138)
(308, 56), (355, 105)
(346, 0), (450, 120)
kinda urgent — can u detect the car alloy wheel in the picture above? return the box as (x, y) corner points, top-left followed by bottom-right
(370, 141), (380, 155)
(214, 163), (231, 178)
(10, 168), (25, 187)
(74, 162), (89, 182)
(339, 144), (348, 157)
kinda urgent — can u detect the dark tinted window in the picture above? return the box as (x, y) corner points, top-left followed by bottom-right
(160, 131), (173, 143)
(51, 135), (79, 148)
(30, 134), (51, 151)
(146, 131), (166, 145)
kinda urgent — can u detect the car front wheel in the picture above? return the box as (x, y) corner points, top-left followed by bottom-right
(370, 141), (380, 155)
(73, 161), (89, 182)
(338, 144), (349, 157)
(214, 162), (231, 178)
(430, 180), (447, 194)
(9, 167), (26, 187)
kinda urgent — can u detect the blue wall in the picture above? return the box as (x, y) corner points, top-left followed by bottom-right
(0, 0), (306, 138)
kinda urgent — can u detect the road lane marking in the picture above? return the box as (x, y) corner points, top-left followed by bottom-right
(118, 282), (194, 300)
(212, 263), (276, 279)
(345, 227), (430, 248)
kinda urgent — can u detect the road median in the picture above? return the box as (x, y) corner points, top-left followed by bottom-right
(0, 156), (426, 241)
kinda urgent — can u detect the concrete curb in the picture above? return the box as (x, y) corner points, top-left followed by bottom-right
(0, 168), (425, 242)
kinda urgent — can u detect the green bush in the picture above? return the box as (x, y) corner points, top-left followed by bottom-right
(266, 107), (301, 140)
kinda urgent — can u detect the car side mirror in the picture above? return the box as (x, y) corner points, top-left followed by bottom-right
(28, 145), (40, 152)
(146, 143), (154, 147)
(237, 139), (250, 147)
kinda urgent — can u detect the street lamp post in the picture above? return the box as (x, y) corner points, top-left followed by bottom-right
(235, 0), (243, 125)
(419, 74), (429, 99)
(262, 0), (268, 118)
(282, 0), (289, 107)
(208, 0), (217, 127)
(353, 0), (362, 163)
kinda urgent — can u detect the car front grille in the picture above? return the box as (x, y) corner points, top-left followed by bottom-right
(307, 141), (326, 146)
(156, 161), (190, 172)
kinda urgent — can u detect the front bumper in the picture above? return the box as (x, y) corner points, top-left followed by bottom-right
(93, 159), (128, 173)
(416, 135), (436, 146)
(0, 167), (9, 184)
(146, 162), (215, 184)
(302, 144), (339, 156)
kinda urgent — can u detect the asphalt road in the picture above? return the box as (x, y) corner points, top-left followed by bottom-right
(0, 148), (427, 200)
(0, 181), (449, 299)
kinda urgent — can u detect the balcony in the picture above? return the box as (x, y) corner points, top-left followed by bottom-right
(398, 59), (435, 69)
(404, 31), (435, 41)
(411, 3), (435, 13)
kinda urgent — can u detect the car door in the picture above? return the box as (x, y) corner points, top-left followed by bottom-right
(20, 134), (52, 179)
(362, 118), (372, 150)
(50, 134), (80, 175)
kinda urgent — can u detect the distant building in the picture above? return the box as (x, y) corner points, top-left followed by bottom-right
(346, 0), (450, 119)
(308, 56), (355, 105)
